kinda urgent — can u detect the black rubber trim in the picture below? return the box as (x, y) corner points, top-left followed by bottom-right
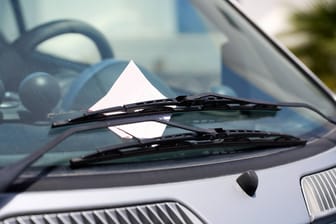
(7, 128), (336, 192)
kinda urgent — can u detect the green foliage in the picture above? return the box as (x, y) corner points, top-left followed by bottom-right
(287, 0), (336, 89)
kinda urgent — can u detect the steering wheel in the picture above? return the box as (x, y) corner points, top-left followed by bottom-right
(0, 19), (114, 91)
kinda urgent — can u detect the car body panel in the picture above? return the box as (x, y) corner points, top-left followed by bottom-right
(2, 144), (336, 223)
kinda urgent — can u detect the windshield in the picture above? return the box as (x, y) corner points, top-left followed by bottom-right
(0, 0), (335, 167)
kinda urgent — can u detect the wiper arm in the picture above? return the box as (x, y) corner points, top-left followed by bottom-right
(0, 113), (215, 193)
(52, 93), (280, 128)
(52, 93), (336, 128)
(70, 129), (306, 168)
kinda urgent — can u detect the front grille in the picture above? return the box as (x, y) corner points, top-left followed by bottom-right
(0, 202), (204, 224)
(301, 167), (336, 221)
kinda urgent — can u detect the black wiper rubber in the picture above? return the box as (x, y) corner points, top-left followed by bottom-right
(52, 93), (280, 128)
(70, 129), (306, 168)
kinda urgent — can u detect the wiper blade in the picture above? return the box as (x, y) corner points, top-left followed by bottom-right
(53, 93), (336, 128)
(0, 114), (214, 192)
(52, 93), (279, 128)
(70, 129), (306, 168)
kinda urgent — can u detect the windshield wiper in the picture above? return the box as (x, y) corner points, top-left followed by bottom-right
(52, 93), (336, 128)
(52, 93), (280, 128)
(0, 93), (333, 192)
(0, 114), (214, 193)
(70, 129), (306, 168)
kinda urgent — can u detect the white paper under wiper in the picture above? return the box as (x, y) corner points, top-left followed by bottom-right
(89, 60), (170, 139)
